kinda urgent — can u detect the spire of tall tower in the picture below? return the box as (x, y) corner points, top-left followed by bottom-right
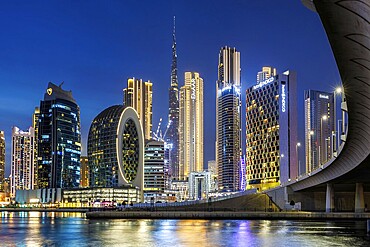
(171, 15), (178, 87)
(167, 16), (180, 180)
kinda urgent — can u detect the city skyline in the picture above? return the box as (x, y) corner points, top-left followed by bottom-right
(0, 0), (341, 176)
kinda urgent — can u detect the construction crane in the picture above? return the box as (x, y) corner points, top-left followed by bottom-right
(153, 118), (172, 142)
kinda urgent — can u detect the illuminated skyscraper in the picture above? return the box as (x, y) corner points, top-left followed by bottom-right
(0, 131), (5, 191)
(11, 127), (35, 197)
(37, 82), (81, 189)
(216, 46), (242, 191)
(179, 72), (204, 180)
(246, 70), (298, 191)
(123, 78), (153, 140)
(88, 106), (144, 200)
(257, 66), (277, 84)
(304, 90), (334, 173)
(167, 16), (180, 180)
(32, 107), (40, 188)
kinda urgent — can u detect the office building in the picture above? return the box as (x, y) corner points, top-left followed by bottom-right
(179, 72), (204, 180)
(80, 156), (89, 188)
(88, 106), (144, 200)
(0, 131), (5, 191)
(304, 90), (335, 173)
(123, 78), (153, 140)
(216, 46), (242, 191)
(11, 127), (35, 197)
(188, 171), (211, 200)
(166, 17), (180, 180)
(246, 70), (298, 191)
(257, 66), (277, 84)
(144, 140), (165, 200)
(37, 82), (81, 189)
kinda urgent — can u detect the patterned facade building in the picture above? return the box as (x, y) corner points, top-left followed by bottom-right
(246, 70), (298, 191)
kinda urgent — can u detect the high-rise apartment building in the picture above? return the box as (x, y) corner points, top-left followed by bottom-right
(166, 17), (180, 180)
(216, 46), (242, 191)
(123, 78), (153, 140)
(37, 82), (81, 189)
(304, 90), (335, 173)
(179, 72), (204, 180)
(11, 127), (35, 197)
(246, 70), (298, 191)
(0, 131), (5, 191)
(257, 66), (277, 84)
(32, 107), (40, 188)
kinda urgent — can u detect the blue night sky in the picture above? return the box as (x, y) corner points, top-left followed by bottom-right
(0, 0), (340, 176)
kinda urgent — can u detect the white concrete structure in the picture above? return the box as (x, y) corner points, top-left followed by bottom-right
(188, 171), (211, 200)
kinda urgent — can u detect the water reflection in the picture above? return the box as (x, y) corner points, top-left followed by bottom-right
(0, 212), (369, 246)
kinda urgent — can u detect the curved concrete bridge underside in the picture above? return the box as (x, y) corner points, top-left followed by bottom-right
(291, 0), (370, 192)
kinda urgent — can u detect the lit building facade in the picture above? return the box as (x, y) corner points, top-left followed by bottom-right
(304, 90), (335, 173)
(32, 107), (40, 189)
(144, 140), (165, 200)
(167, 17), (180, 180)
(188, 171), (211, 200)
(0, 131), (5, 192)
(80, 156), (89, 188)
(88, 106), (144, 200)
(123, 78), (153, 140)
(207, 160), (218, 191)
(179, 72), (204, 180)
(257, 66), (277, 84)
(216, 46), (242, 191)
(246, 70), (298, 191)
(37, 82), (81, 189)
(11, 127), (35, 197)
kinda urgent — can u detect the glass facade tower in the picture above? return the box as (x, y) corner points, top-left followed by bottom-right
(216, 46), (242, 191)
(37, 82), (81, 189)
(304, 90), (335, 173)
(166, 16), (180, 180)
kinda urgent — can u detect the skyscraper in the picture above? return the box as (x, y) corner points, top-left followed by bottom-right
(257, 66), (277, 84)
(246, 70), (298, 191)
(216, 46), (242, 191)
(88, 106), (144, 200)
(11, 127), (35, 197)
(166, 16), (180, 180)
(304, 90), (335, 173)
(0, 131), (5, 192)
(32, 107), (40, 189)
(37, 82), (81, 189)
(179, 72), (204, 180)
(123, 78), (153, 140)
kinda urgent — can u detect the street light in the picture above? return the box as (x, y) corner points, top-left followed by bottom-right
(334, 86), (343, 152)
(320, 115), (328, 166)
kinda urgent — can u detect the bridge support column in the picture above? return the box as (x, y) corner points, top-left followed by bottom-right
(355, 183), (364, 213)
(326, 183), (334, 212)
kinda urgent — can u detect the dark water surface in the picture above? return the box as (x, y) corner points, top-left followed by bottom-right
(0, 211), (369, 246)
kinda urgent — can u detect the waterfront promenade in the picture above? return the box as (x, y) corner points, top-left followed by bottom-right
(86, 210), (370, 220)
